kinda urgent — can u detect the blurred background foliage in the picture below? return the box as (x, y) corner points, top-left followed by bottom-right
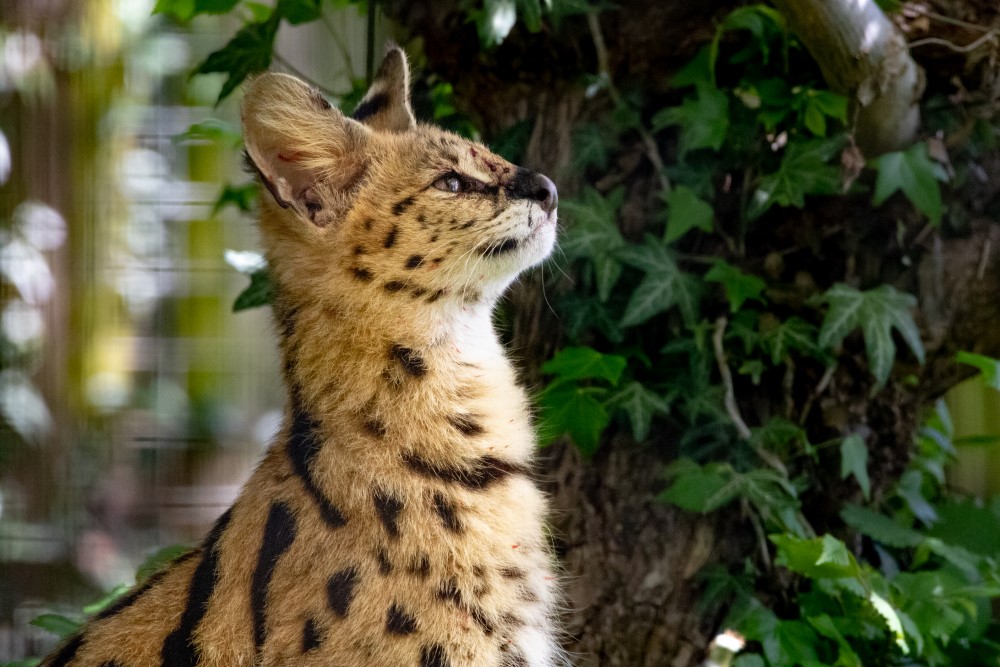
(2, 0), (1000, 665)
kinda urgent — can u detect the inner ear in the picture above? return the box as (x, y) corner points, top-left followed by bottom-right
(351, 44), (416, 133)
(241, 72), (371, 227)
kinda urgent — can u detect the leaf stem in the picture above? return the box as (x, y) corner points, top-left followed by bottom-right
(713, 316), (752, 440)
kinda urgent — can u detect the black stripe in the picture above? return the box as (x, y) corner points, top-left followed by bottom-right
(251, 502), (298, 649)
(384, 225), (399, 248)
(352, 92), (388, 122)
(327, 567), (359, 617)
(352, 267), (374, 282)
(390, 344), (427, 377)
(402, 453), (528, 490)
(447, 414), (484, 437)
(470, 605), (494, 635)
(302, 618), (321, 652)
(426, 289), (445, 304)
(375, 547), (393, 575)
(433, 493), (462, 533)
(44, 633), (83, 667)
(385, 603), (418, 635)
(406, 553), (430, 579)
(392, 196), (415, 216)
(160, 508), (233, 667)
(405, 255), (424, 269)
(288, 400), (348, 528)
(420, 643), (451, 667)
(384, 281), (407, 293)
(373, 489), (404, 538)
(436, 578), (462, 605)
(94, 550), (197, 622)
(482, 237), (519, 257)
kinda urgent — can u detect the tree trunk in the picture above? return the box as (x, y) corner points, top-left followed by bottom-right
(384, 1), (1000, 664)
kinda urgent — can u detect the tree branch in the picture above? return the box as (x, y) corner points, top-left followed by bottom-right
(713, 317), (752, 440)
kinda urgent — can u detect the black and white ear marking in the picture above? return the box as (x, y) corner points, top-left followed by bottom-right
(352, 44), (416, 133)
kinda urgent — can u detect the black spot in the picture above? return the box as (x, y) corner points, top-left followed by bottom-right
(436, 577), (462, 605)
(392, 196), (416, 216)
(483, 238), (519, 258)
(352, 92), (388, 122)
(500, 612), (525, 628)
(473, 565), (485, 577)
(405, 255), (424, 269)
(251, 502), (297, 649)
(374, 489), (404, 538)
(385, 603), (418, 635)
(327, 567), (359, 618)
(160, 507), (233, 667)
(500, 567), (525, 580)
(430, 234), (439, 243)
(46, 634), (84, 667)
(288, 399), (348, 528)
(363, 415), (387, 438)
(384, 225), (399, 248)
(447, 414), (484, 437)
(421, 644), (450, 667)
(302, 618), (321, 652)
(407, 553), (430, 579)
(384, 281), (407, 293)
(95, 550), (196, 622)
(363, 218), (374, 231)
(375, 547), (393, 575)
(433, 492), (462, 533)
(353, 245), (366, 255)
(410, 287), (428, 299)
(352, 267), (374, 282)
(520, 588), (540, 603)
(426, 289), (445, 304)
(459, 220), (475, 230)
(470, 606), (494, 635)
(402, 453), (529, 491)
(390, 344), (428, 378)
(417, 213), (426, 225)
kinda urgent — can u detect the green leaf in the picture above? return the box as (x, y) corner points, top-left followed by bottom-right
(81, 584), (130, 616)
(560, 187), (626, 302)
(540, 346), (626, 385)
(30, 614), (81, 638)
(704, 261), (766, 312)
(660, 461), (740, 512)
(759, 316), (823, 365)
(275, 0), (321, 24)
(956, 351), (1000, 390)
(869, 590), (910, 654)
(136, 544), (192, 584)
(771, 533), (862, 580)
(193, 14), (279, 105)
(515, 0), (543, 32)
(872, 142), (945, 225)
(536, 382), (609, 454)
(1, 659), (41, 667)
(173, 118), (243, 148)
(153, 0), (239, 20)
(748, 136), (843, 220)
(896, 470), (937, 524)
(818, 284), (924, 388)
(763, 620), (819, 667)
(653, 82), (730, 160)
(733, 656), (765, 667)
(233, 269), (274, 311)
(618, 240), (701, 327)
(572, 123), (611, 171)
(839, 434), (871, 500)
(213, 182), (258, 216)
(663, 185), (714, 243)
(606, 381), (671, 441)
(840, 504), (923, 548)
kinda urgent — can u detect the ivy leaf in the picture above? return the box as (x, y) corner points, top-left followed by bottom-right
(660, 460), (740, 512)
(572, 123), (612, 171)
(536, 383), (609, 455)
(841, 504), (923, 548)
(897, 470), (938, 525)
(618, 239), (702, 327)
(747, 136), (843, 220)
(213, 182), (258, 216)
(194, 13), (279, 105)
(704, 260), (767, 312)
(606, 381), (671, 441)
(840, 434), (871, 500)
(153, 0), (240, 20)
(872, 142), (945, 226)
(30, 614), (81, 638)
(560, 187), (626, 302)
(172, 118), (243, 148)
(801, 89), (848, 136)
(541, 346), (626, 385)
(771, 533), (862, 581)
(663, 185), (714, 243)
(233, 269), (274, 311)
(818, 284), (924, 388)
(763, 620), (819, 667)
(275, 0), (321, 24)
(653, 82), (730, 160)
(956, 351), (1000, 390)
(759, 315), (823, 365)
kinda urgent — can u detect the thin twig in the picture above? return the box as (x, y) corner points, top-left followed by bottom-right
(743, 498), (772, 570)
(798, 364), (836, 425)
(977, 238), (992, 280)
(909, 30), (999, 53)
(272, 52), (339, 96)
(712, 317), (752, 440)
(321, 12), (357, 80)
(586, 12), (672, 196)
(913, 8), (994, 33)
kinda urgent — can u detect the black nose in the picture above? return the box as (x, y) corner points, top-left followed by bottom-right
(509, 168), (558, 214)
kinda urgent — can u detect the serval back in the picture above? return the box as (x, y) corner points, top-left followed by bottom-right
(40, 46), (564, 667)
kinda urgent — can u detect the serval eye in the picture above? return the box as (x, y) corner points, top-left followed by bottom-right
(434, 175), (463, 193)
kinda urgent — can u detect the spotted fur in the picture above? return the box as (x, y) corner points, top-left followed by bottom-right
(40, 45), (563, 667)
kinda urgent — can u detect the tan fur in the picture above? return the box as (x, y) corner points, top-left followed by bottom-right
(41, 47), (563, 667)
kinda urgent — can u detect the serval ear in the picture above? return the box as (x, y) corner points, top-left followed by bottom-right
(350, 44), (416, 133)
(241, 72), (371, 227)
